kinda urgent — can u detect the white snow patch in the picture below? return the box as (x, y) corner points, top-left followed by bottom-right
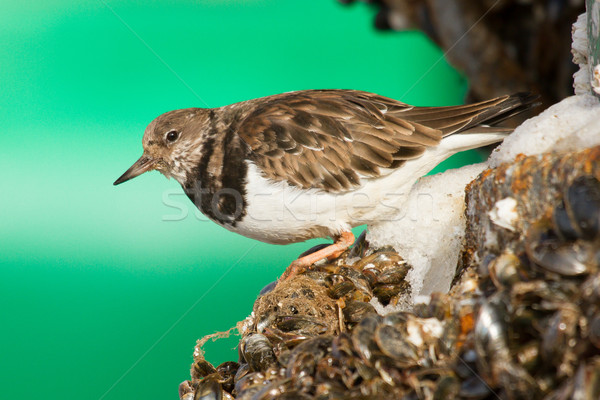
(572, 13), (590, 95)
(369, 290), (414, 314)
(488, 197), (519, 232)
(367, 163), (487, 301)
(413, 295), (432, 305)
(369, 296), (409, 315)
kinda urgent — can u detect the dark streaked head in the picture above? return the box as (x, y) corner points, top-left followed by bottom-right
(113, 108), (210, 186)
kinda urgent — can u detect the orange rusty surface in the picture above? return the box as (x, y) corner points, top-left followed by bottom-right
(583, 146), (600, 175)
(509, 155), (536, 194)
(459, 312), (475, 336)
(478, 168), (493, 180)
(514, 153), (527, 162)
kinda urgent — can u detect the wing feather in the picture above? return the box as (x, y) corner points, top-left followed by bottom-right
(235, 90), (532, 192)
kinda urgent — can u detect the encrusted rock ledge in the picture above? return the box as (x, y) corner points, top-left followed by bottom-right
(460, 145), (600, 280)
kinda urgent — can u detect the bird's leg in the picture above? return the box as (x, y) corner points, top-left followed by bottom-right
(280, 231), (355, 281)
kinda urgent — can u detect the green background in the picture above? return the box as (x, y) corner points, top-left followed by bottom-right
(0, 1), (471, 399)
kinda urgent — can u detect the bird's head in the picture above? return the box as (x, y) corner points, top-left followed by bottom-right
(114, 108), (209, 186)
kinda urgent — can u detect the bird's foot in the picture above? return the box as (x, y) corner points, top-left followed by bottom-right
(279, 231), (355, 282)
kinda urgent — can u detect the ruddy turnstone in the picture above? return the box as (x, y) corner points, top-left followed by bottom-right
(114, 89), (537, 277)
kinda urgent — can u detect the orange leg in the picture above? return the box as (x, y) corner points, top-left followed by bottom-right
(280, 231), (355, 281)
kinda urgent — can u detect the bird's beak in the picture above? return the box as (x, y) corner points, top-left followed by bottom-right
(113, 154), (156, 185)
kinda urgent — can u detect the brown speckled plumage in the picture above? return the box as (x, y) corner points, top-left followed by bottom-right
(228, 90), (536, 192)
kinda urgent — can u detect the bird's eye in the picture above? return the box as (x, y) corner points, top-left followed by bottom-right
(166, 130), (179, 142)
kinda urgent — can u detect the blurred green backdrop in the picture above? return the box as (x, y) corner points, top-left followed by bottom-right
(0, 1), (470, 399)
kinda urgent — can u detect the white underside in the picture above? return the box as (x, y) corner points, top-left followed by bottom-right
(231, 132), (508, 244)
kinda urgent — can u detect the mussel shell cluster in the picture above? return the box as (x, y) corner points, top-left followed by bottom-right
(181, 176), (600, 400)
(470, 175), (600, 398)
(181, 249), (422, 399)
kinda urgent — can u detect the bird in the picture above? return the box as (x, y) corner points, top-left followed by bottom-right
(114, 89), (537, 278)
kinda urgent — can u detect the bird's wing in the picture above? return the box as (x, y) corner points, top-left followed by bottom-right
(235, 89), (517, 192)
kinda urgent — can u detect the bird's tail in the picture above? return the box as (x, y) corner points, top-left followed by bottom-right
(390, 92), (540, 137)
(433, 93), (541, 154)
(466, 92), (540, 128)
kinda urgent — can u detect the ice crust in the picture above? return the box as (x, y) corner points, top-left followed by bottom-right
(367, 163), (487, 300)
